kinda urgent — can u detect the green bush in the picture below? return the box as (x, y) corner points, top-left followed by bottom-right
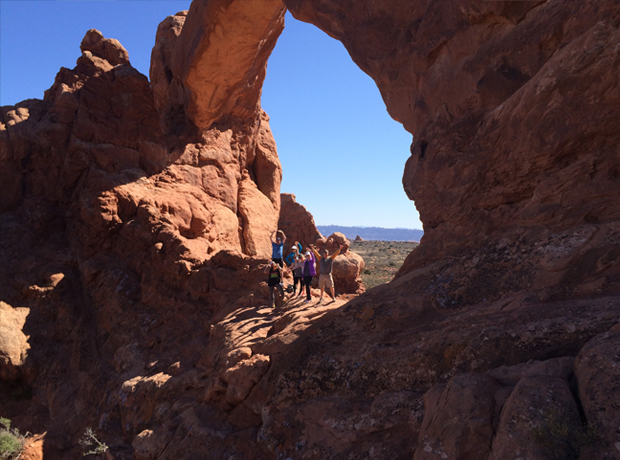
(0, 417), (26, 460)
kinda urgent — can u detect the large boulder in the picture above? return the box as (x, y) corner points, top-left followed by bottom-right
(313, 232), (365, 294)
(574, 326), (620, 459)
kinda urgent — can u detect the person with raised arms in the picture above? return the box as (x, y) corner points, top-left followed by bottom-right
(284, 241), (303, 266)
(310, 243), (341, 304)
(270, 230), (286, 267)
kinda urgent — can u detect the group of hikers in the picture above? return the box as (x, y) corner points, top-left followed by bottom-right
(264, 230), (341, 308)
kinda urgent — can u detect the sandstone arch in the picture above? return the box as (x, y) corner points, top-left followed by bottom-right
(155, 0), (620, 300)
(2, 1), (620, 458)
(150, 0), (286, 133)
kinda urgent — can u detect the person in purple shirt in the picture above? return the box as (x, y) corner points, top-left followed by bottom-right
(291, 250), (316, 303)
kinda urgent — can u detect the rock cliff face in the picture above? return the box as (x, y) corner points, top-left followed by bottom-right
(0, 24), (288, 457)
(266, 1), (620, 458)
(1, 0), (620, 459)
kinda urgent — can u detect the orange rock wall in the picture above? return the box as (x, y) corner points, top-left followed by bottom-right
(2, 1), (620, 459)
(0, 26), (287, 455)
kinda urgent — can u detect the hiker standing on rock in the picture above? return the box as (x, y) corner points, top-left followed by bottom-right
(290, 253), (304, 298)
(271, 230), (286, 267)
(300, 250), (316, 303)
(310, 243), (341, 304)
(264, 260), (284, 308)
(284, 241), (303, 266)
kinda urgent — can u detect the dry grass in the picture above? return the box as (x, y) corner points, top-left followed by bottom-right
(350, 240), (419, 290)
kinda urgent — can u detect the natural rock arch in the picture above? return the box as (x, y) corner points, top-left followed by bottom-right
(150, 0), (287, 133)
(1, 1), (620, 458)
(153, 0), (620, 299)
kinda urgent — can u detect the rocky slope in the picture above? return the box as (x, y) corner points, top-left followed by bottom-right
(1, 0), (620, 459)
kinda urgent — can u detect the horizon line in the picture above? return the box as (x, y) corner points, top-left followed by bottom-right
(317, 224), (424, 231)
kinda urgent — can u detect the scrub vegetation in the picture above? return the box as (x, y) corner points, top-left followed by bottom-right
(350, 240), (419, 290)
(0, 417), (27, 460)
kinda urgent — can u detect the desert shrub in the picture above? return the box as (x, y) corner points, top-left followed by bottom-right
(352, 240), (419, 290)
(79, 427), (108, 457)
(532, 408), (598, 460)
(0, 417), (26, 460)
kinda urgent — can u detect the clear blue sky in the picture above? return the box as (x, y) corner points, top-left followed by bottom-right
(0, 1), (422, 230)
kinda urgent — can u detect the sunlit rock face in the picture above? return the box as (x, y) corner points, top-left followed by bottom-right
(0, 16), (288, 456)
(150, 0), (286, 134)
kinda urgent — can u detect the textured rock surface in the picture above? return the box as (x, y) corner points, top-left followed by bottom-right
(574, 327), (620, 460)
(0, 302), (31, 381)
(283, 0), (620, 290)
(415, 357), (584, 460)
(0, 23), (285, 458)
(278, 193), (322, 250)
(150, 0), (286, 133)
(1, 0), (620, 459)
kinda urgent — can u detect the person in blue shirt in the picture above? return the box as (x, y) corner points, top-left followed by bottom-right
(284, 241), (303, 266)
(271, 230), (286, 267)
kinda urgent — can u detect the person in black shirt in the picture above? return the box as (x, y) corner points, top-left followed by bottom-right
(264, 260), (284, 308)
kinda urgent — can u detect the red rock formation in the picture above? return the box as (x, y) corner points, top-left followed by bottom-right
(0, 302), (30, 382)
(264, 1), (620, 458)
(312, 232), (365, 294)
(0, 23), (287, 457)
(277, 193), (322, 249)
(2, 0), (620, 459)
(284, 0), (620, 276)
(150, 0), (286, 133)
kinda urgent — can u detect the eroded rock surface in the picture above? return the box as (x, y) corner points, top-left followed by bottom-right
(284, 0), (620, 285)
(0, 22), (287, 458)
(0, 302), (31, 381)
(1, 0), (620, 459)
(150, 0), (286, 133)
(277, 193), (322, 250)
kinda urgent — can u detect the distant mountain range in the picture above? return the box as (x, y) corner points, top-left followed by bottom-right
(317, 225), (424, 242)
